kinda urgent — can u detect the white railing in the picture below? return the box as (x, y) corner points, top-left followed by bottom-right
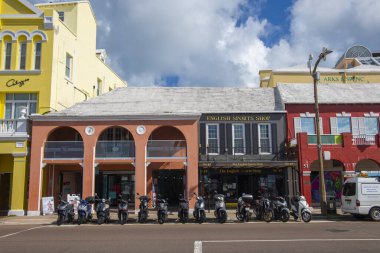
(352, 134), (376, 145)
(0, 119), (28, 134)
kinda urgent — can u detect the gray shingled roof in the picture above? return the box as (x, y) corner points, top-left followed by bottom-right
(277, 83), (380, 104)
(46, 87), (284, 118)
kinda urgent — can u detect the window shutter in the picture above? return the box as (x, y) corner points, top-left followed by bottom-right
(252, 124), (258, 154)
(245, 124), (251, 155)
(330, 117), (338, 134)
(226, 124), (232, 155)
(200, 123), (206, 154)
(358, 117), (365, 134)
(219, 123), (226, 154)
(351, 117), (359, 135)
(319, 117), (323, 134)
(294, 117), (301, 136)
(271, 124), (277, 154)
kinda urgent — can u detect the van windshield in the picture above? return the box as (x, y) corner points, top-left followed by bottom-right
(342, 183), (356, 196)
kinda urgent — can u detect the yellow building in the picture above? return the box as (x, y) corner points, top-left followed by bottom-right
(260, 45), (380, 87)
(0, 0), (126, 216)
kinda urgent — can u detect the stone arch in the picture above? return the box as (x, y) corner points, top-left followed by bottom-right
(95, 126), (135, 158)
(147, 125), (187, 158)
(30, 30), (47, 42)
(46, 126), (83, 141)
(0, 31), (16, 41)
(44, 127), (84, 159)
(355, 159), (380, 172)
(16, 30), (31, 41)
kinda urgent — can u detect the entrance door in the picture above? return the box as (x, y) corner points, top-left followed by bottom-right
(0, 173), (11, 214)
(153, 170), (185, 207)
(60, 172), (83, 200)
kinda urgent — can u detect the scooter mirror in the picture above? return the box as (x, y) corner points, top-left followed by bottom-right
(136, 193), (140, 196)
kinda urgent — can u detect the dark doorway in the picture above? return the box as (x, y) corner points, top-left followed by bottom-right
(0, 173), (11, 215)
(153, 170), (185, 208)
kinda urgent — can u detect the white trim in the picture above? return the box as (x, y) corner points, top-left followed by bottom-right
(0, 31), (16, 41)
(7, 210), (25, 216)
(30, 30), (47, 42)
(232, 123), (245, 155)
(336, 112), (351, 117)
(364, 112), (380, 117)
(16, 30), (32, 42)
(0, 70), (41, 75)
(206, 123), (219, 155)
(258, 123), (272, 154)
(300, 112), (315, 117)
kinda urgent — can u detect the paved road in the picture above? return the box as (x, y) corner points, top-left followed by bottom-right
(1, 220), (379, 253)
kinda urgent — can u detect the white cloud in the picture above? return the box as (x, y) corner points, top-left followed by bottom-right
(28, 0), (380, 87)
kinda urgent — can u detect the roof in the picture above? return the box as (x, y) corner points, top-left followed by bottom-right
(276, 83), (380, 104)
(271, 64), (380, 73)
(41, 87), (284, 119)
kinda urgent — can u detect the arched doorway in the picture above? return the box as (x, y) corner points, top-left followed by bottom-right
(147, 126), (187, 208)
(355, 159), (380, 177)
(95, 127), (135, 207)
(310, 159), (344, 206)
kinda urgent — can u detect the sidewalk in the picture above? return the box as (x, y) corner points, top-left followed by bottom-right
(0, 208), (354, 226)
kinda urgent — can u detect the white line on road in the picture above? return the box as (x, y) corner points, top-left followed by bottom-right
(0, 226), (46, 240)
(202, 238), (380, 243)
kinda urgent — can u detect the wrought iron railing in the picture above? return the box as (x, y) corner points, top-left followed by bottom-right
(147, 140), (187, 158)
(96, 141), (135, 158)
(44, 141), (84, 159)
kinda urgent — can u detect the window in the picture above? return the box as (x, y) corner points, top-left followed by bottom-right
(232, 124), (245, 154)
(206, 124), (219, 154)
(65, 53), (73, 80)
(337, 117), (351, 134)
(19, 42), (27, 70)
(364, 117), (379, 135)
(258, 124), (271, 154)
(5, 93), (37, 119)
(294, 116), (323, 136)
(342, 183), (356, 196)
(34, 42), (42, 70)
(97, 78), (103, 96)
(58, 11), (65, 21)
(4, 42), (12, 70)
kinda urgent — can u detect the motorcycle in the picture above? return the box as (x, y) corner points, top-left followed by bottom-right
(288, 195), (312, 222)
(137, 193), (150, 223)
(118, 194), (129, 225)
(95, 194), (111, 225)
(178, 194), (189, 224)
(192, 192), (206, 224)
(254, 195), (274, 223)
(57, 194), (75, 226)
(214, 192), (227, 224)
(270, 196), (290, 222)
(156, 195), (168, 224)
(77, 196), (94, 225)
(236, 193), (253, 222)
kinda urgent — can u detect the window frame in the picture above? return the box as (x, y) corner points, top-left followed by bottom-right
(206, 123), (219, 155)
(34, 42), (42, 70)
(19, 42), (27, 70)
(4, 93), (38, 119)
(4, 42), (12, 70)
(232, 123), (245, 155)
(58, 11), (65, 22)
(336, 117), (351, 134)
(258, 123), (272, 154)
(364, 117), (379, 135)
(65, 53), (73, 80)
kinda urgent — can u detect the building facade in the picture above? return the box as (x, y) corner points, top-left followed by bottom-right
(260, 45), (380, 88)
(277, 83), (380, 206)
(0, 0), (125, 215)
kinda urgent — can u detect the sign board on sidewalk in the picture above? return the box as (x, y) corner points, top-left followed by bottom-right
(42, 197), (54, 215)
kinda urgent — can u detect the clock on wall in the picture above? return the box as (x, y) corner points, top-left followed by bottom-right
(85, 126), (95, 136)
(136, 125), (146, 135)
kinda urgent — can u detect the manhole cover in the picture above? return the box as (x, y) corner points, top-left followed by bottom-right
(326, 229), (350, 233)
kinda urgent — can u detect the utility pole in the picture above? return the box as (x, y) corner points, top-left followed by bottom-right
(308, 47), (333, 216)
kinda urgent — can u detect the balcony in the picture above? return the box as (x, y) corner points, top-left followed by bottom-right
(96, 141), (135, 158)
(44, 141), (84, 159)
(352, 134), (376, 146)
(307, 134), (342, 145)
(147, 140), (187, 158)
(0, 119), (29, 136)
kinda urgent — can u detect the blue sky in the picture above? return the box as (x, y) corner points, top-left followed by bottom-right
(30, 0), (380, 87)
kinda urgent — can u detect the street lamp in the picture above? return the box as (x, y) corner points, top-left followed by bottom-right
(308, 47), (333, 216)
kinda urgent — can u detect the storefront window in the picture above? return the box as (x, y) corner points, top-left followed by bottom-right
(311, 171), (342, 202)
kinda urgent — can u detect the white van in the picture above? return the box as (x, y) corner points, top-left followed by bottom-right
(341, 177), (380, 221)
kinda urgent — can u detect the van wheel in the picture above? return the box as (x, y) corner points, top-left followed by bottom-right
(369, 207), (380, 221)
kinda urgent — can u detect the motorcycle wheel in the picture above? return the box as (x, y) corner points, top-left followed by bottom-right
(198, 210), (205, 224)
(139, 212), (146, 224)
(263, 210), (273, 223)
(57, 214), (64, 226)
(180, 211), (188, 224)
(236, 212), (244, 222)
(158, 212), (165, 224)
(68, 214), (74, 224)
(301, 211), (312, 223)
(281, 210), (290, 222)
(244, 212), (250, 222)
(98, 216), (105, 225)
(78, 215), (85, 225)
(219, 211), (227, 224)
(121, 213), (127, 225)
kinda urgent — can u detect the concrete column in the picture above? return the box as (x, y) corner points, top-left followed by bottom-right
(301, 171), (312, 204)
(82, 139), (96, 198)
(134, 135), (147, 211)
(8, 154), (27, 216)
(184, 123), (199, 209)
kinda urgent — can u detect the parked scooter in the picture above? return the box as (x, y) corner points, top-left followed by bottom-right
(77, 196), (94, 225)
(178, 194), (189, 224)
(288, 195), (312, 222)
(57, 194), (75, 226)
(236, 193), (253, 222)
(95, 194), (111, 225)
(192, 192), (206, 224)
(214, 192), (227, 224)
(254, 194), (274, 223)
(156, 195), (168, 224)
(270, 196), (290, 222)
(118, 194), (129, 225)
(136, 193), (150, 223)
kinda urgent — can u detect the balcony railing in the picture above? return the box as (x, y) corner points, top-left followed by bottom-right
(352, 134), (376, 146)
(96, 141), (135, 158)
(44, 141), (84, 159)
(147, 140), (187, 158)
(307, 134), (342, 145)
(0, 119), (29, 134)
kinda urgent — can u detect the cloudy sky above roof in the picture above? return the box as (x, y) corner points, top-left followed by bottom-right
(31, 0), (380, 87)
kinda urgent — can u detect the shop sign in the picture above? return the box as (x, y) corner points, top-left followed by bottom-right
(206, 115), (271, 121)
(6, 78), (30, 88)
(199, 161), (296, 168)
(321, 76), (365, 83)
(41, 196), (54, 215)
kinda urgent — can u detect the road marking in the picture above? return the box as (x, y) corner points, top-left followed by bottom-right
(0, 226), (46, 240)
(194, 241), (202, 253)
(201, 238), (380, 243)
